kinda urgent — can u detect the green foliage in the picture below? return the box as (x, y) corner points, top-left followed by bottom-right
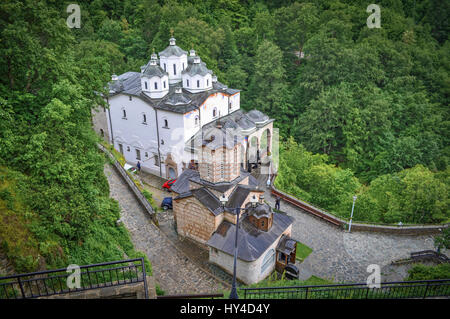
(0, 0), (150, 273)
(406, 263), (450, 281)
(276, 138), (449, 224)
(434, 227), (450, 250)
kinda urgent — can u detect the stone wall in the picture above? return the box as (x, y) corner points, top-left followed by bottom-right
(39, 276), (156, 299)
(174, 196), (217, 244)
(91, 105), (110, 143)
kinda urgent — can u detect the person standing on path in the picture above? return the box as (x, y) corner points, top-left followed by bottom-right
(137, 161), (141, 172)
(275, 196), (281, 211)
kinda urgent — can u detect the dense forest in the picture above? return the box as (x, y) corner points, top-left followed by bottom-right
(0, 0), (448, 272)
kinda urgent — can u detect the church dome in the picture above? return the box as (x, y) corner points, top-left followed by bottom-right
(158, 37), (188, 84)
(141, 52), (169, 99)
(182, 55), (213, 93)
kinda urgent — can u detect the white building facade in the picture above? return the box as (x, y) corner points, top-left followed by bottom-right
(93, 37), (273, 180)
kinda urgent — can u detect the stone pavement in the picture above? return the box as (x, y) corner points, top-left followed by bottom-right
(264, 184), (440, 283)
(104, 164), (227, 295)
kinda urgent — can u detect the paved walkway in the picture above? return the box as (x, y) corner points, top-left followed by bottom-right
(104, 164), (227, 295)
(263, 184), (443, 283)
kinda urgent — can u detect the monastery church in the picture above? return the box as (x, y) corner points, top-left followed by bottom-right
(92, 36), (296, 284)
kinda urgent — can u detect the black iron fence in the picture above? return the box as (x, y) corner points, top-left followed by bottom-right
(0, 258), (148, 299)
(241, 279), (450, 299)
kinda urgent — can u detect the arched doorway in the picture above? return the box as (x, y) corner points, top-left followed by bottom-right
(247, 136), (259, 165)
(169, 167), (176, 179)
(260, 128), (271, 157)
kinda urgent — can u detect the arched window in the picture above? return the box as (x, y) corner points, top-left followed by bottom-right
(122, 109), (127, 118)
(197, 80), (200, 88)
(213, 107), (217, 118)
(173, 64), (176, 75)
(163, 63), (166, 71)
(261, 249), (275, 274)
(164, 119), (168, 128)
(142, 113), (147, 124)
(163, 81), (166, 89)
(186, 79), (189, 87)
(144, 82), (148, 90)
(154, 82), (158, 90)
(207, 79), (209, 86)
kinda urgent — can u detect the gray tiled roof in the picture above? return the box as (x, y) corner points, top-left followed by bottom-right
(142, 63), (168, 78)
(159, 45), (188, 57)
(191, 187), (224, 216)
(182, 61), (213, 77)
(207, 212), (294, 262)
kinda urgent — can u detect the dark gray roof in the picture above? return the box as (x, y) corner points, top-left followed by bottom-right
(182, 60), (213, 77)
(276, 235), (297, 255)
(191, 188), (224, 216)
(249, 203), (272, 218)
(159, 44), (187, 57)
(172, 167), (254, 200)
(207, 212), (294, 261)
(165, 90), (192, 105)
(247, 109), (269, 123)
(108, 72), (142, 96)
(171, 169), (199, 195)
(227, 185), (251, 208)
(142, 62), (168, 78)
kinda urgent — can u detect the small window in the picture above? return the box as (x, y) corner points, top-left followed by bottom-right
(127, 146), (130, 152)
(154, 82), (158, 90)
(213, 108), (217, 118)
(129, 96), (132, 101)
(173, 64), (176, 75)
(164, 119), (168, 128)
(186, 79), (189, 87)
(197, 80), (200, 88)
(163, 81), (166, 89)
(154, 154), (160, 166)
(164, 63), (166, 71)
(207, 79), (209, 86)
(161, 139), (164, 145)
(145, 152), (148, 158)
(122, 109), (127, 118)
(136, 149), (141, 160)
(145, 82), (148, 90)
(261, 220), (265, 227)
(142, 114), (147, 124)
(182, 63), (185, 70)
(194, 116), (199, 126)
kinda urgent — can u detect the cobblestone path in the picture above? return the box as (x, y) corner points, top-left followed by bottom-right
(264, 186), (442, 283)
(104, 164), (227, 295)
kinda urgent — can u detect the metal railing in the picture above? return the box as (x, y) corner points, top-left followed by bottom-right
(241, 279), (450, 299)
(0, 258), (148, 299)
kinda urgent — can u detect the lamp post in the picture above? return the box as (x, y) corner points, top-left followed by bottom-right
(220, 194), (259, 299)
(348, 195), (357, 233)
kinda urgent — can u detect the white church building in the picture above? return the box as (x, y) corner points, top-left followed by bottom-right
(92, 37), (274, 179)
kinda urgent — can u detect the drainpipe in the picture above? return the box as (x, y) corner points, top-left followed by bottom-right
(155, 108), (163, 178)
(107, 96), (114, 145)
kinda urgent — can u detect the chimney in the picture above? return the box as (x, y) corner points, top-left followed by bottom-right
(259, 194), (264, 204)
(190, 49), (196, 57)
(193, 56), (201, 64)
(212, 75), (217, 83)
